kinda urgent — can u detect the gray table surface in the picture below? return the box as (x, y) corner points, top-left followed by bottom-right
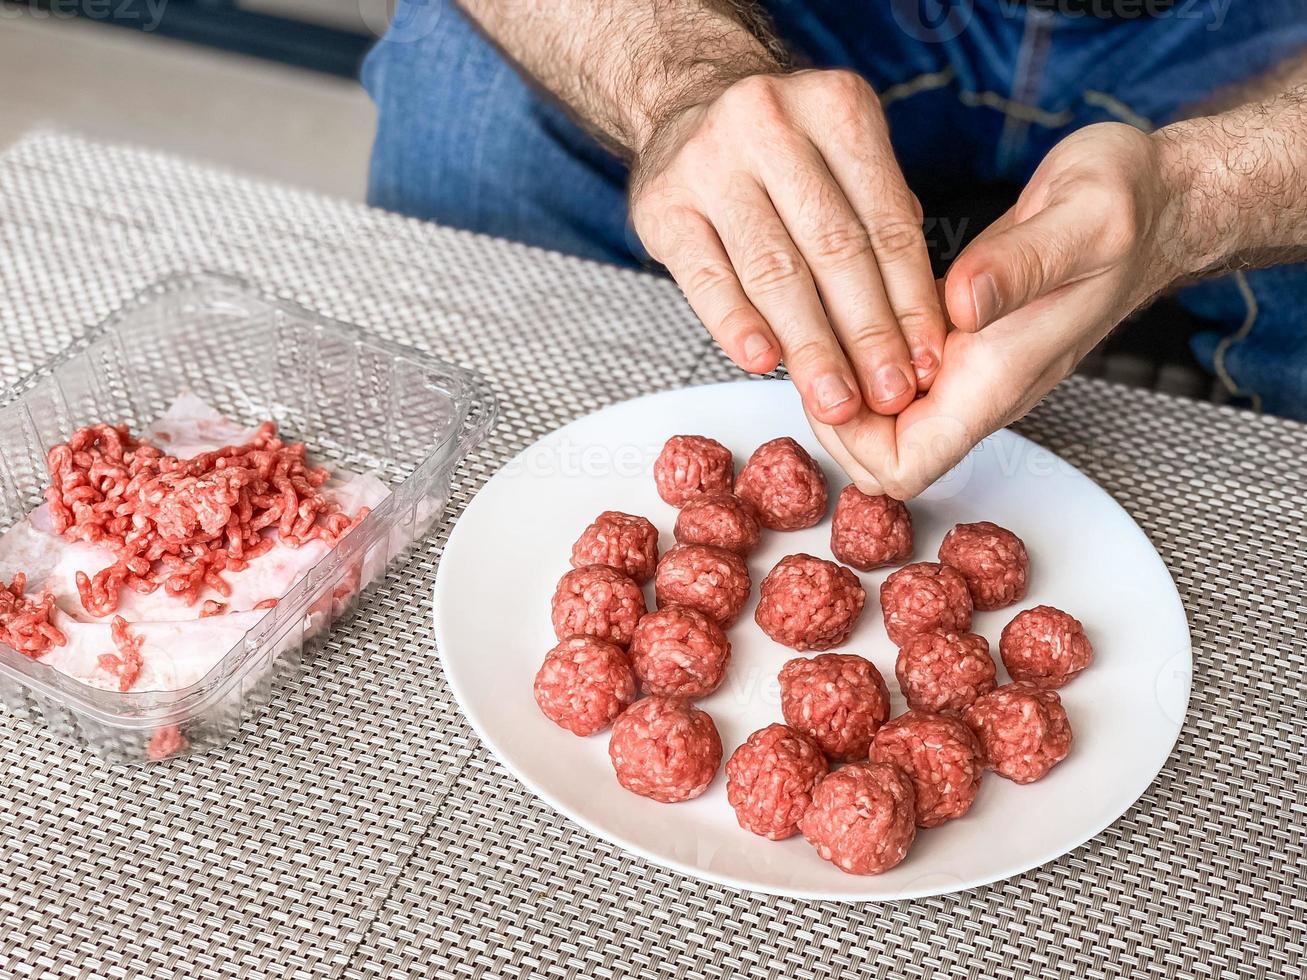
(0, 133), (1303, 980)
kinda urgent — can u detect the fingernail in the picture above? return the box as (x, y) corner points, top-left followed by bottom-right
(814, 373), (854, 412)
(972, 272), (1000, 328)
(873, 364), (911, 404)
(742, 333), (772, 365)
(911, 349), (938, 381)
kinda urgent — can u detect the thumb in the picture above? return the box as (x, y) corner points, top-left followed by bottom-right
(945, 199), (1100, 332)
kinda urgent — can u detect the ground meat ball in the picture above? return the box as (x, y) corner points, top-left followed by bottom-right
(654, 543), (751, 627)
(551, 565), (647, 647)
(755, 554), (866, 651)
(1000, 605), (1094, 688)
(608, 696), (723, 802)
(779, 653), (890, 761)
(964, 682), (1073, 784)
(879, 562), (974, 647)
(829, 486), (913, 571)
(938, 521), (1029, 611)
(734, 437), (828, 531)
(534, 637), (638, 736)
(674, 492), (761, 556)
(653, 435), (734, 507)
(725, 724), (829, 840)
(571, 511), (660, 584)
(629, 604), (731, 698)
(869, 711), (985, 827)
(895, 629), (997, 714)
(799, 762), (916, 875)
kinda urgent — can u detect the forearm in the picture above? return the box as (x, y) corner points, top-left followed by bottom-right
(456, 0), (784, 154)
(1157, 80), (1307, 278)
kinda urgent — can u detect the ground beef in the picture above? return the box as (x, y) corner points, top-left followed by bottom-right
(608, 695), (722, 802)
(551, 565), (647, 647)
(0, 573), (66, 658)
(938, 521), (1029, 611)
(97, 615), (145, 692)
(799, 762), (916, 876)
(964, 682), (1073, 784)
(654, 543), (751, 627)
(755, 554), (866, 651)
(147, 724), (187, 761)
(629, 604), (731, 698)
(869, 711), (985, 827)
(674, 492), (761, 556)
(829, 486), (913, 571)
(879, 562), (974, 647)
(779, 653), (890, 761)
(534, 636), (638, 736)
(571, 511), (660, 584)
(1000, 605), (1094, 688)
(734, 437), (828, 531)
(725, 723), (829, 840)
(654, 435), (734, 507)
(895, 629), (997, 714)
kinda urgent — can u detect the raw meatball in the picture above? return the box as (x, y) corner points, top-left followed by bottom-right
(608, 696), (723, 802)
(534, 637), (638, 736)
(551, 565), (646, 647)
(571, 510), (660, 584)
(895, 629), (997, 714)
(799, 762), (916, 875)
(1000, 605), (1094, 688)
(654, 543), (751, 627)
(735, 437), (828, 531)
(755, 554), (866, 651)
(830, 486), (913, 571)
(654, 435), (734, 507)
(779, 653), (890, 761)
(630, 604), (731, 698)
(938, 521), (1029, 611)
(725, 723), (828, 840)
(964, 682), (1072, 784)
(674, 492), (761, 556)
(879, 561), (974, 647)
(869, 711), (985, 827)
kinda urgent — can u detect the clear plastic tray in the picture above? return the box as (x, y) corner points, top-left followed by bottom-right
(0, 273), (496, 763)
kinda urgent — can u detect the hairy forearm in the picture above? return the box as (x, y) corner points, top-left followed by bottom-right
(1157, 78), (1307, 277)
(456, 0), (784, 154)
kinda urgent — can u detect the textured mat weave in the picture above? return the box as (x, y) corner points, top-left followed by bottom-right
(0, 133), (1303, 980)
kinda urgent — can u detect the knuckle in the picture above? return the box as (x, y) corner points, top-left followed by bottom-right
(741, 247), (805, 292)
(784, 337), (831, 373)
(868, 218), (927, 260)
(682, 260), (736, 297)
(809, 224), (873, 265)
(894, 305), (942, 336)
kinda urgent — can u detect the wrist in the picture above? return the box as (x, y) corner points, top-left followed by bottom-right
(1149, 120), (1230, 281)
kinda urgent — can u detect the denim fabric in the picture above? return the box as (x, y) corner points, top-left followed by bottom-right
(363, 0), (1307, 417)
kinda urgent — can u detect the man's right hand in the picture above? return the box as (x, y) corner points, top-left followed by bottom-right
(630, 69), (946, 425)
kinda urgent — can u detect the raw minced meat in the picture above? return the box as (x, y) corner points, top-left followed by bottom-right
(779, 653), (890, 761)
(0, 573), (65, 658)
(895, 629), (997, 714)
(608, 695), (722, 802)
(734, 437), (828, 531)
(654, 435), (734, 507)
(673, 492), (761, 556)
(829, 486), (913, 571)
(654, 543), (751, 627)
(799, 761), (916, 875)
(938, 521), (1029, 611)
(964, 682), (1072, 784)
(869, 710), (984, 827)
(755, 554), (865, 651)
(534, 635), (638, 736)
(725, 723), (828, 840)
(1000, 605), (1093, 688)
(879, 562), (973, 647)
(551, 564), (646, 647)
(570, 511), (660, 584)
(629, 604), (731, 698)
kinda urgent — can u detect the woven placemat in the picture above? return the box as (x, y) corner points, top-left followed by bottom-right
(0, 133), (1303, 980)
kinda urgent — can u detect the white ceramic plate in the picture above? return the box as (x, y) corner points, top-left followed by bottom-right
(434, 381), (1191, 901)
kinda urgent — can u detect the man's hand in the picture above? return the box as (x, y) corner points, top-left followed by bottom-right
(631, 70), (946, 424)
